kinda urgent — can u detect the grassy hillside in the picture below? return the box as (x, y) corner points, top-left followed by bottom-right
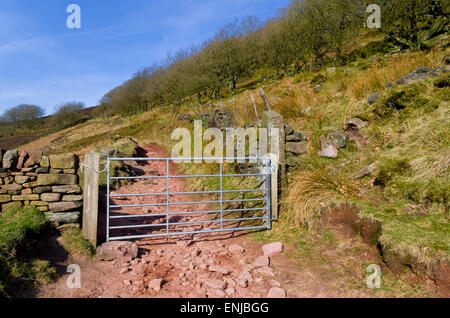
(16, 38), (450, 288)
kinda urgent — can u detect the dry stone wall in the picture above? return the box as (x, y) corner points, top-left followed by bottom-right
(0, 149), (82, 224)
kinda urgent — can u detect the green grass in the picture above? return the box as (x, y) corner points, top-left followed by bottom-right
(60, 228), (95, 257)
(0, 206), (55, 297)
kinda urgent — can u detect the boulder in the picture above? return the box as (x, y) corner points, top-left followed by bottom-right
(395, 66), (430, 85)
(3, 150), (18, 169)
(321, 132), (349, 149)
(96, 241), (138, 262)
(286, 141), (308, 156)
(367, 92), (380, 105)
(24, 150), (43, 168)
(37, 174), (77, 186)
(48, 201), (82, 212)
(49, 153), (78, 169)
(319, 145), (338, 158)
(45, 212), (80, 224)
(262, 242), (284, 257)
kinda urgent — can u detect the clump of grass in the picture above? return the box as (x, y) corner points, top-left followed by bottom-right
(60, 228), (95, 257)
(281, 156), (360, 228)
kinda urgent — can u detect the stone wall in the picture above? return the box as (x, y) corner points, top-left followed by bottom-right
(0, 149), (82, 224)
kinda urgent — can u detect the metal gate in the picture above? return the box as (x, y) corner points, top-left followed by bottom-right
(106, 156), (274, 241)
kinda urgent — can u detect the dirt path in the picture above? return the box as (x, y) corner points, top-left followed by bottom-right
(36, 144), (437, 298)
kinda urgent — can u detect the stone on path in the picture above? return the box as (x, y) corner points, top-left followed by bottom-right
(253, 255), (270, 267)
(204, 279), (227, 290)
(148, 279), (164, 291)
(229, 244), (245, 254)
(267, 287), (286, 298)
(96, 241), (138, 262)
(208, 265), (232, 275)
(262, 242), (284, 257)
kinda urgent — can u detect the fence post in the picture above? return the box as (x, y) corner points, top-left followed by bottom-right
(82, 151), (100, 247)
(259, 87), (272, 111)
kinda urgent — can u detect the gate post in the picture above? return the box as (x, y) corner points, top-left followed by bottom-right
(268, 153), (279, 221)
(82, 151), (100, 247)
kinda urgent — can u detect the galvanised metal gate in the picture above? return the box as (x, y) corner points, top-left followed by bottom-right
(106, 156), (273, 241)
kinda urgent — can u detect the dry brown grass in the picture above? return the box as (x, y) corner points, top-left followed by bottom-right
(281, 157), (360, 228)
(345, 50), (445, 100)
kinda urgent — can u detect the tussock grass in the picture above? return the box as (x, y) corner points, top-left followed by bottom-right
(281, 156), (359, 228)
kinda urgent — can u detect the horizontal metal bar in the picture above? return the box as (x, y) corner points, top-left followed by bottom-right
(109, 216), (266, 230)
(108, 225), (268, 241)
(109, 207), (267, 219)
(110, 197), (266, 209)
(110, 173), (266, 180)
(109, 188), (267, 198)
(109, 157), (267, 161)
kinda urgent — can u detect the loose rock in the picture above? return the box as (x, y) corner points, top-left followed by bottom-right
(148, 279), (164, 291)
(253, 256), (270, 267)
(96, 241), (138, 262)
(262, 242), (284, 257)
(204, 279), (227, 290)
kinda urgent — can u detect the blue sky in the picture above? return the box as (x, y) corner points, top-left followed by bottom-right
(0, 0), (291, 115)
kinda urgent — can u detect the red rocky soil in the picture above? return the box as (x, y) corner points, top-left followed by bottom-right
(36, 144), (440, 298)
(37, 144), (288, 298)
